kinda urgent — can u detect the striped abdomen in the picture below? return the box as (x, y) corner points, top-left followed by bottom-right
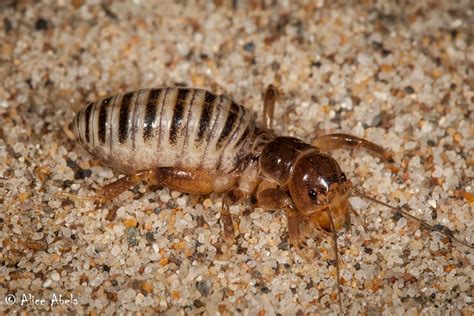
(72, 88), (255, 174)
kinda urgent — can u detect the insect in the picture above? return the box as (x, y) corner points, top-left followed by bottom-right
(64, 85), (473, 312)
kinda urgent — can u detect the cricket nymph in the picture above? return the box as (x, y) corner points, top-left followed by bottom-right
(68, 85), (472, 311)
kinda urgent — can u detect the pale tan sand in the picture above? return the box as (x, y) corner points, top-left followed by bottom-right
(0, 1), (472, 315)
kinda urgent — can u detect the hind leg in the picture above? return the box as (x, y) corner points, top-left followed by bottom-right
(57, 170), (155, 204)
(60, 167), (236, 204)
(312, 133), (393, 162)
(221, 188), (246, 242)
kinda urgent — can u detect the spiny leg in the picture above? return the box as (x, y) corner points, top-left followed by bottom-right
(60, 167), (233, 205)
(221, 188), (246, 242)
(262, 84), (278, 129)
(57, 170), (154, 204)
(312, 133), (393, 162)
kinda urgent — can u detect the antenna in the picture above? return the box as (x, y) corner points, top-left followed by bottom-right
(326, 209), (343, 313)
(350, 187), (473, 249)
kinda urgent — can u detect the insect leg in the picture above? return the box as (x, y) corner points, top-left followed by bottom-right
(152, 167), (237, 194)
(56, 170), (155, 204)
(94, 170), (155, 203)
(312, 133), (393, 162)
(151, 168), (243, 242)
(285, 202), (313, 263)
(221, 188), (246, 242)
(256, 182), (311, 262)
(262, 84), (278, 129)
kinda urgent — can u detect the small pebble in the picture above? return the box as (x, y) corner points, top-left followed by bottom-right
(74, 168), (92, 180)
(160, 194), (171, 203)
(35, 17), (48, 30)
(43, 279), (52, 288)
(111, 245), (121, 256)
(51, 271), (60, 282)
(146, 232), (155, 242)
(243, 41), (255, 52)
(196, 280), (211, 297)
(404, 86), (415, 94)
(203, 198), (213, 208)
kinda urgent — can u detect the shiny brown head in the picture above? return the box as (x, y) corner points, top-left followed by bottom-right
(288, 151), (350, 232)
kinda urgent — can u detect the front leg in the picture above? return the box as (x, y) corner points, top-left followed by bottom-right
(256, 181), (310, 261)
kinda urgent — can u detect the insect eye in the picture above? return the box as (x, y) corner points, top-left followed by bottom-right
(308, 189), (318, 201)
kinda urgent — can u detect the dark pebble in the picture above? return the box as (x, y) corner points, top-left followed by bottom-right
(311, 61), (322, 68)
(101, 4), (118, 20)
(392, 211), (403, 222)
(66, 158), (78, 169)
(196, 280), (211, 297)
(153, 207), (162, 215)
(196, 215), (206, 227)
(427, 139), (436, 146)
(102, 264), (111, 272)
(354, 262), (361, 270)
(261, 286), (271, 293)
(243, 41), (255, 53)
(35, 18), (49, 30)
(372, 41), (383, 50)
(127, 228), (138, 246)
(74, 169), (92, 180)
(193, 299), (204, 308)
(364, 247), (373, 255)
(404, 85), (415, 94)
(381, 48), (392, 57)
(277, 240), (289, 250)
(250, 269), (262, 279)
(371, 113), (382, 127)
(62, 180), (73, 188)
(4, 17), (12, 33)
(145, 232), (155, 242)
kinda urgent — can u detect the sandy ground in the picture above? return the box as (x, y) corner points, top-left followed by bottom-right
(0, 1), (473, 315)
